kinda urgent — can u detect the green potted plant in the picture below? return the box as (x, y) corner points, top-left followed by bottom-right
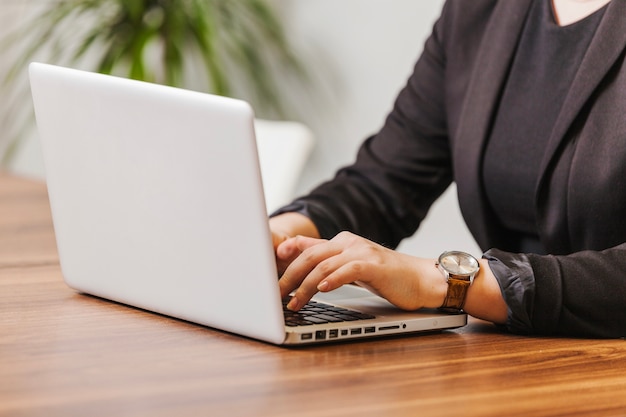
(1, 0), (308, 163)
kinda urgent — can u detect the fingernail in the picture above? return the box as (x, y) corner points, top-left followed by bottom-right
(317, 281), (329, 291)
(287, 296), (299, 311)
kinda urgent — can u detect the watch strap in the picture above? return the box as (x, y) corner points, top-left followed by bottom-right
(439, 276), (471, 313)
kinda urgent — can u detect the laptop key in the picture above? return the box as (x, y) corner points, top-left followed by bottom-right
(351, 313), (376, 320)
(311, 314), (344, 323)
(303, 316), (328, 324)
(333, 314), (361, 321)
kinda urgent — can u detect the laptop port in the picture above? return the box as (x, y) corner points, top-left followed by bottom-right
(341, 329), (349, 336)
(315, 330), (327, 340)
(328, 329), (339, 339)
(364, 326), (375, 334)
(350, 328), (362, 335)
(301, 333), (313, 340)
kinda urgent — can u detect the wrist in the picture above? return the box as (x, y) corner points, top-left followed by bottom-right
(435, 251), (480, 313)
(417, 257), (449, 309)
(462, 259), (508, 324)
(431, 272), (449, 309)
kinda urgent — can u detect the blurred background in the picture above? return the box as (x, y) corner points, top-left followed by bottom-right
(0, 0), (480, 258)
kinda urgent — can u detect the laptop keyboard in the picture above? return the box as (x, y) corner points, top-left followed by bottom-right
(283, 299), (375, 327)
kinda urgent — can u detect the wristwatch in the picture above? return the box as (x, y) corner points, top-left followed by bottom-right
(436, 250), (480, 313)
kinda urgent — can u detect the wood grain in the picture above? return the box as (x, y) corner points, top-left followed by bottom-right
(1, 172), (626, 417)
(0, 173), (58, 267)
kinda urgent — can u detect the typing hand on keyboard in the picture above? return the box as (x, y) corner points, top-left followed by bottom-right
(282, 299), (374, 327)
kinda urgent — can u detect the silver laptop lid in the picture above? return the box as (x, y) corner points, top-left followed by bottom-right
(29, 63), (286, 344)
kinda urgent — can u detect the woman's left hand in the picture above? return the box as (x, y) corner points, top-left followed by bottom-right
(276, 231), (447, 311)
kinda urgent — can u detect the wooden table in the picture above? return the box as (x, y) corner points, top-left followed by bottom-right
(2, 172), (626, 417)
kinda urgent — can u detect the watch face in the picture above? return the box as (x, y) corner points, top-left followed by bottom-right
(439, 251), (479, 275)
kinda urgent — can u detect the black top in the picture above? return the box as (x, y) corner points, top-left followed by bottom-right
(482, 0), (605, 253)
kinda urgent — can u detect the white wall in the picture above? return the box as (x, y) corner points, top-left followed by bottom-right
(278, 1), (480, 258)
(1, 0), (481, 258)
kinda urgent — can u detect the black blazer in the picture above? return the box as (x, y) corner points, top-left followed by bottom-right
(285, 0), (626, 337)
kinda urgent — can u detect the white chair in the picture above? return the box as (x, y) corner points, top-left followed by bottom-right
(254, 119), (315, 213)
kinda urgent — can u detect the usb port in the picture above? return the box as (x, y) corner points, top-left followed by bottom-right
(364, 326), (375, 334)
(350, 328), (362, 335)
(301, 333), (313, 340)
(315, 330), (327, 340)
(329, 329), (339, 339)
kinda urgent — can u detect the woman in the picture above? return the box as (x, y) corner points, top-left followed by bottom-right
(270, 0), (625, 338)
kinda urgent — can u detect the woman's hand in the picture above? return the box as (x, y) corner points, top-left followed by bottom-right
(277, 231), (448, 312)
(269, 212), (321, 275)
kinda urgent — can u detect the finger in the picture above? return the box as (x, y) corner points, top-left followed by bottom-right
(278, 238), (339, 303)
(285, 234), (365, 308)
(275, 237), (303, 277)
(293, 235), (327, 251)
(277, 235), (325, 260)
(276, 237), (300, 262)
(278, 235), (322, 278)
(288, 255), (345, 310)
(316, 259), (367, 293)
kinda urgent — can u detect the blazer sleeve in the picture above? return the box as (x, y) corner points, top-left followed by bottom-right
(277, 8), (454, 248)
(485, 245), (626, 338)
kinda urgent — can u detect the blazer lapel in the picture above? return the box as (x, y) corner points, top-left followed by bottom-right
(454, 0), (532, 249)
(537, 0), (626, 192)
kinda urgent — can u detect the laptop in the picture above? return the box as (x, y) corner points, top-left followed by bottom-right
(29, 62), (467, 345)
